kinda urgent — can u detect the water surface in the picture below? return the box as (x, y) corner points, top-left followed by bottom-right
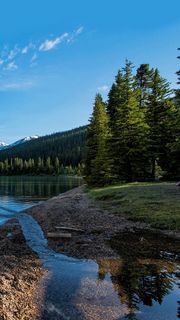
(0, 175), (82, 224)
(0, 175), (179, 319)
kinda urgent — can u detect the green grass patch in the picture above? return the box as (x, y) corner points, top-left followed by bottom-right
(89, 182), (180, 231)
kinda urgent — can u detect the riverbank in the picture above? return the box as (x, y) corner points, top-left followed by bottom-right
(25, 183), (180, 260)
(0, 220), (44, 320)
(1, 182), (180, 319)
(24, 185), (148, 259)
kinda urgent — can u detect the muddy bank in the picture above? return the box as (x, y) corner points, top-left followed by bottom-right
(0, 220), (44, 320)
(25, 186), (152, 260)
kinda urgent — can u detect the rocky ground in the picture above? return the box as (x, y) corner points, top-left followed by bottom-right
(25, 185), (150, 259)
(0, 220), (44, 320)
(0, 185), (179, 320)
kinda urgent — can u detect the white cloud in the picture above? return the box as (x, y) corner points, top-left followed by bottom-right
(75, 26), (84, 35)
(7, 46), (19, 60)
(4, 61), (18, 71)
(22, 42), (35, 54)
(30, 53), (38, 63)
(67, 26), (84, 43)
(98, 85), (109, 92)
(0, 80), (33, 91)
(22, 46), (29, 54)
(39, 32), (69, 51)
(1, 27), (84, 70)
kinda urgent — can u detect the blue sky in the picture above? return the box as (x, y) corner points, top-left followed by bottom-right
(0, 0), (180, 143)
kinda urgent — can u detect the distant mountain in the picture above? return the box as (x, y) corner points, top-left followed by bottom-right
(0, 142), (8, 148)
(0, 126), (87, 166)
(9, 135), (39, 148)
(0, 135), (39, 150)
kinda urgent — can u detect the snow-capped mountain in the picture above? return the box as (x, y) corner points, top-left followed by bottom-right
(0, 135), (39, 150)
(0, 142), (8, 147)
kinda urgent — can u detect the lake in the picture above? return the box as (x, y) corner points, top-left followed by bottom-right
(0, 175), (83, 224)
(0, 175), (179, 319)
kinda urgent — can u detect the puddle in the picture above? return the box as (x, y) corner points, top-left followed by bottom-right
(17, 213), (180, 319)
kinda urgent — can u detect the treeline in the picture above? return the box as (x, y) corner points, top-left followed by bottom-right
(0, 157), (84, 176)
(86, 55), (180, 186)
(0, 126), (87, 170)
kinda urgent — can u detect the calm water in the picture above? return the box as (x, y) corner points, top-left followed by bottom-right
(0, 175), (82, 224)
(0, 176), (179, 319)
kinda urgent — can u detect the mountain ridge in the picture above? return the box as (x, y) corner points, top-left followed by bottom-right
(0, 126), (87, 167)
(0, 136), (39, 150)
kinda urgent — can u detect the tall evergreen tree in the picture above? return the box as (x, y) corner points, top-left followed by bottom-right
(135, 64), (153, 108)
(146, 68), (174, 179)
(107, 61), (150, 181)
(175, 48), (180, 105)
(166, 48), (180, 179)
(85, 94), (112, 186)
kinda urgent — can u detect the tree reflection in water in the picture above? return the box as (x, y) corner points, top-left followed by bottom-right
(97, 230), (180, 319)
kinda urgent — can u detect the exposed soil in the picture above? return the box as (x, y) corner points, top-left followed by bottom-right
(0, 220), (45, 320)
(0, 185), (179, 320)
(25, 185), (151, 259)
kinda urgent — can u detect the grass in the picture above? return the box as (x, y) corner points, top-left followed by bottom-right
(89, 182), (180, 231)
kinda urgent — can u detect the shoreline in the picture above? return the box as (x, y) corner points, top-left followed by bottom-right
(25, 185), (180, 260)
(0, 184), (179, 319)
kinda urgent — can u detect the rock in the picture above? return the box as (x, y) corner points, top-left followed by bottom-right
(47, 232), (72, 239)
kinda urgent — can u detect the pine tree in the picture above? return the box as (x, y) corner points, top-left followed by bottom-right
(55, 157), (60, 174)
(146, 68), (173, 179)
(107, 61), (150, 181)
(166, 48), (180, 179)
(46, 157), (51, 173)
(135, 64), (153, 108)
(85, 94), (112, 186)
(175, 48), (180, 105)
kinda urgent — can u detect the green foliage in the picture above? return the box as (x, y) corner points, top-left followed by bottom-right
(85, 94), (112, 186)
(86, 59), (179, 186)
(0, 126), (87, 167)
(0, 126), (87, 174)
(0, 156), (84, 176)
(146, 68), (174, 178)
(175, 48), (180, 105)
(107, 61), (150, 181)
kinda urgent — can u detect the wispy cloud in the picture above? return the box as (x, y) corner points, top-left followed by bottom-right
(7, 46), (19, 61)
(0, 80), (34, 91)
(22, 42), (35, 54)
(75, 26), (84, 35)
(4, 61), (18, 71)
(0, 26), (84, 71)
(98, 85), (109, 92)
(39, 32), (69, 51)
(67, 26), (84, 43)
(30, 53), (38, 63)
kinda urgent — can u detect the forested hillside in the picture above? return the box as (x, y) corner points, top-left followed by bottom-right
(0, 126), (87, 175)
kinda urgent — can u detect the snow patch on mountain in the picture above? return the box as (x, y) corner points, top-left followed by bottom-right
(0, 135), (39, 150)
(0, 142), (8, 147)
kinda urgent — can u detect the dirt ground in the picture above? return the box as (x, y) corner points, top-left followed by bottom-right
(0, 220), (44, 320)
(25, 185), (150, 259)
(0, 185), (179, 320)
